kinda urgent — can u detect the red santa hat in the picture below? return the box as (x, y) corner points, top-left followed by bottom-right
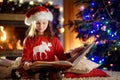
(24, 6), (53, 26)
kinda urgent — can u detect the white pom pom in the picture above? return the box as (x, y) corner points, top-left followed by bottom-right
(24, 17), (32, 26)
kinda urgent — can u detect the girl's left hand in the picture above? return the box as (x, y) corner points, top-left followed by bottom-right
(23, 62), (32, 70)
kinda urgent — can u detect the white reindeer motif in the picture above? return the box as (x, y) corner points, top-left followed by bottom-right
(33, 41), (52, 60)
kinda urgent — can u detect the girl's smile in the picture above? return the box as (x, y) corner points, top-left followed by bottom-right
(34, 19), (49, 35)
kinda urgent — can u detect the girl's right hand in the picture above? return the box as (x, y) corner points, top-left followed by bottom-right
(23, 62), (32, 70)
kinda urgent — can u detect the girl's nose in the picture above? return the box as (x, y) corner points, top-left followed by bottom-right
(39, 24), (43, 27)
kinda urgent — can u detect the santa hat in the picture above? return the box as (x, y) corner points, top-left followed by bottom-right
(24, 6), (53, 26)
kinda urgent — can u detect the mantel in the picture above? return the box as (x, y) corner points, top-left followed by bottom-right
(0, 14), (25, 21)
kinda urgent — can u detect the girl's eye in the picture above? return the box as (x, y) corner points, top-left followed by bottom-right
(43, 22), (46, 25)
(36, 22), (40, 25)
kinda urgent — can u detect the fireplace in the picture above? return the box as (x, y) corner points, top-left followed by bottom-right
(0, 20), (28, 59)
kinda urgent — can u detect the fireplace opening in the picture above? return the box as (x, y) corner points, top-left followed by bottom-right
(0, 20), (28, 59)
(1, 26), (27, 50)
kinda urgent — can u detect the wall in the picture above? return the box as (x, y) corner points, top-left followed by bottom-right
(64, 0), (82, 51)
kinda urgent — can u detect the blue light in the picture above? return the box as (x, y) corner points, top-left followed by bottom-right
(110, 34), (115, 37)
(107, 29), (110, 34)
(111, 34), (114, 37)
(91, 2), (95, 6)
(90, 29), (95, 34)
(91, 57), (94, 61)
(83, 14), (91, 21)
(96, 24), (99, 27)
(91, 56), (100, 63)
(85, 15), (90, 18)
(91, 31), (94, 33)
(102, 59), (104, 61)
(114, 32), (117, 35)
(99, 60), (102, 64)
(95, 22), (101, 28)
(101, 17), (105, 20)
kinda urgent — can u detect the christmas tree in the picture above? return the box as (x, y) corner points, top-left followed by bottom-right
(66, 0), (120, 71)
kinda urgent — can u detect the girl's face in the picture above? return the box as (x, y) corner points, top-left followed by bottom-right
(34, 19), (49, 35)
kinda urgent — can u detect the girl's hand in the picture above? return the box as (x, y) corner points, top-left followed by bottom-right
(23, 62), (32, 70)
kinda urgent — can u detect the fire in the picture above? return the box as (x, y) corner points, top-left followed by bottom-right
(0, 26), (6, 41)
(16, 40), (23, 50)
(7, 40), (23, 50)
(0, 26), (24, 50)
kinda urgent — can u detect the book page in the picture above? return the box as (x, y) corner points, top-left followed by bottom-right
(30, 61), (73, 70)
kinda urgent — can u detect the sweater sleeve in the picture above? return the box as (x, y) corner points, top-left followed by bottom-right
(53, 37), (67, 60)
(21, 37), (33, 62)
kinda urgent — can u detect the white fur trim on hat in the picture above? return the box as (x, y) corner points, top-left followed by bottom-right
(24, 11), (53, 26)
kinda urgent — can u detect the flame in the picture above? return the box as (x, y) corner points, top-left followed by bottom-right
(16, 40), (23, 50)
(0, 26), (6, 41)
(7, 40), (23, 50)
(0, 45), (3, 49)
(8, 43), (13, 50)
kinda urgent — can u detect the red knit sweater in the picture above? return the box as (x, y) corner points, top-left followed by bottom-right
(21, 36), (67, 62)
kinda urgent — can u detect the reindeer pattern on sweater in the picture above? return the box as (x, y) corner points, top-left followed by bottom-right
(21, 36), (67, 62)
(33, 41), (52, 60)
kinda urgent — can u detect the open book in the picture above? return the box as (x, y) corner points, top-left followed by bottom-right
(30, 42), (95, 70)
(30, 61), (73, 70)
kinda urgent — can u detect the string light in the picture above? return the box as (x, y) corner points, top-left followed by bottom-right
(91, 57), (94, 61)
(115, 47), (117, 51)
(19, 0), (23, 4)
(8, 0), (13, 2)
(108, 1), (111, 4)
(110, 64), (113, 67)
(29, 1), (34, 5)
(0, 0), (3, 2)
(91, 2), (95, 6)
(80, 5), (85, 11)
(60, 17), (64, 23)
(48, 1), (53, 5)
(99, 60), (102, 64)
(59, 6), (63, 12)
(59, 27), (65, 33)
(37, 0), (43, 2)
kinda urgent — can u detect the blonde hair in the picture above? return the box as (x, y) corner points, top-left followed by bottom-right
(26, 22), (37, 37)
(26, 21), (54, 39)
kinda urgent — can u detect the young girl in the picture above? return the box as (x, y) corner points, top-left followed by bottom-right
(18, 6), (85, 79)
(20, 6), (67, 79)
